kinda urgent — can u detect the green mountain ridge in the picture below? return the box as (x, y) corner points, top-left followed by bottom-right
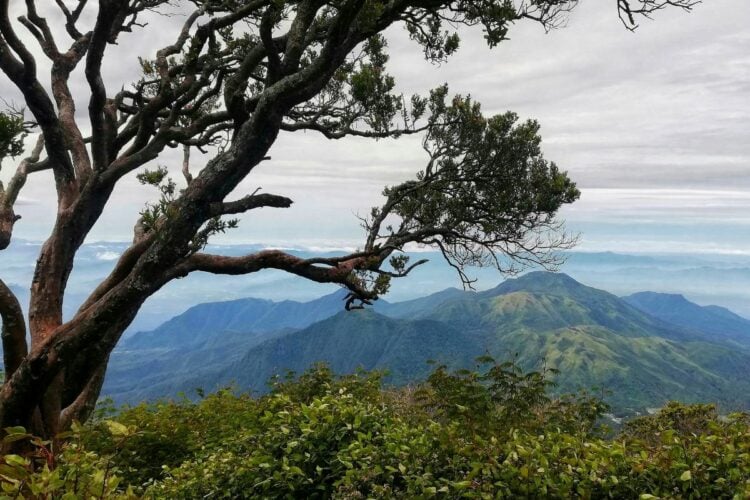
(222, 310), (479, 393)
(102, 272), (750, 412)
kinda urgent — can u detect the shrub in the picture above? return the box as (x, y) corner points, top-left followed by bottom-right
(4, 361), (750, 498)
(0, 424), (136, 499)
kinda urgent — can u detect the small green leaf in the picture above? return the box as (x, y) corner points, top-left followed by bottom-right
(104, 420), (130, 437)
(3, 455), (28, 467)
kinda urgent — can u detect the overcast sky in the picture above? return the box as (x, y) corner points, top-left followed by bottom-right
(1, 0), (749, 256)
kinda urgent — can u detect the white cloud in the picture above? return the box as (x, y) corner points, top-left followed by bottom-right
(95, 251), (122, 262)
(1, 1), (748, 256)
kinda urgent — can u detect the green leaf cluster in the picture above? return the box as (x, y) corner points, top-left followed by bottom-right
(0, 112), (26, 164)
(0, 424), (137, 499)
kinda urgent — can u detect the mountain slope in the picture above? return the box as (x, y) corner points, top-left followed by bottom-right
(115, 311), (480, 403)
(423, 272), (696, 341)
(104, 289), (357, 403)
(123, 289), (351, 350)
(103, 272), (750, 412)
(209, 274), (750, 411)
(104, 328), (295, 404)
(220, 310), (480, 393)
(375, 287), (469, 319)
(411, 273), (750, 409)
(623, 291), (750, 346)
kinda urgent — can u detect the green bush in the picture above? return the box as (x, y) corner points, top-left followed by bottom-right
(0, 424), (136, 499)
(3, 359), (749, 498)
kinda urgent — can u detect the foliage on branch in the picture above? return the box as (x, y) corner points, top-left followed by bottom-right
(358, 90), (580, 292)
(0, 111), (26, 163)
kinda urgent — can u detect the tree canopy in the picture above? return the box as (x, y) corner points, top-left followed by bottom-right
(0, 0), (697, 439)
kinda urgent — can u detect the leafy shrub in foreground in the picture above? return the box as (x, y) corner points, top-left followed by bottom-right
(0, 424), (136, 499)
(3, 359), (750, 498)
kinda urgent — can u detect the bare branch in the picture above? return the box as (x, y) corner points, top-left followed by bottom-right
(209, 192), (293, 216)
(0, 134), (44, 209)
(617, 0), (699, 30)
(170, 249), (377, 301)
(372, 258), (429, 278)
(181, 144), (193, 185)
(280, 120), (429, 140)
(54, 0), (86, 39)
(85, 1), (123, 169)
(0, 2), (77, 195)
(0, 135), (46, 249)
(20, 0), (62, 60)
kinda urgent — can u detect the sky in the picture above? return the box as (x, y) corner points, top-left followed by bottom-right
(1, 0), (749, 256)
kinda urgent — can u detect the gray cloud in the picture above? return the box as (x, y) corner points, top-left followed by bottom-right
(0, 1), (748, 254)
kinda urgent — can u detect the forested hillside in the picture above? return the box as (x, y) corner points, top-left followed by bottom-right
(103, 273), (750, 413)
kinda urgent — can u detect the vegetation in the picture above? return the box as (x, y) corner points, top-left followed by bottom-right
(1, 359), (748, 498)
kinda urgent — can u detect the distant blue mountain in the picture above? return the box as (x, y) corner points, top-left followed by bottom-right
(123, 288), (352, 350)
(107, 289), (363, 403)
(623, 291), (750, 346)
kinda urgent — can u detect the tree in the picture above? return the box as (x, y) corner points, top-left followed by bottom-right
(0, 0), (696, 440)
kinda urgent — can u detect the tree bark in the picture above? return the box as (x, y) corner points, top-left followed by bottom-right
(0, 279), (27, 378)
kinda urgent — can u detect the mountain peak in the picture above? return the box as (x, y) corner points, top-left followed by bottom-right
(516, 271), (579, 284)
(481, 271), (583, 298)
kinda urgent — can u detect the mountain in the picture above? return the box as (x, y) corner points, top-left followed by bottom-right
(411, 273), (750, 409)
(375, 287), (468, 318)
(421, 272), (697, 341)
(220, 310), (479, 393)
(102, 272), (750, 412)
(105, 289), (360, 403)
(623, 291), (750, 346)
(104, 328), (292, 404)
(230, 272), (750, 410)
(123, 289), (352, 350)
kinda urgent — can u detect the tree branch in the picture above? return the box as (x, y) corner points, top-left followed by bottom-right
(170, 249), (375, 299)
(181, 144), (193, 185)
(280, 120), (429, 139)
(617, 0), (699, 30)
(0, 279), (27, 379)
(209, 192), (293, 216)
(85, 1), (123, 170)
(59, 359), (106, 429)
(0, 2), (77, 197)
(54, 0), (86, 39)
(0, 135), (46, 249)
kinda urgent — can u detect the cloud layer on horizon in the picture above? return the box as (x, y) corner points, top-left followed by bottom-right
(0, 1), (747, 254)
